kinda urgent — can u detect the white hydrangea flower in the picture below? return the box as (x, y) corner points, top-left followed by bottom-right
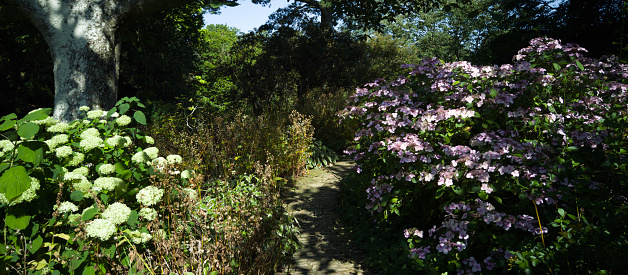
(101, 202), (131, 225)
(166, 154), (183, 164)
(0, 140), (15, 154)
(143, 147), (159, 160)
(132, 151), (150, 164)
(123, 136), (132, 147)
(94, 177), (123, 191)
(80, 136), (104, 151)
(0, 177), (40, 206)
(62, 172), (92, 193)
(145, 136), (154, 144)
(181, 170), (194, 179)
(105, 135), (127, 147)
(44, 134), (69, 150)
(33, 116), (59, 126)
(86, 219), (117, 241)
(68, 214), (81, 223)
(67, 152), (85, 167)
(55, 146), (73, 158)
(47, 122), (72, 133)
(72, 167), (90, 177)
(136, 186), (164, 206)
(80, 128), (100, 140)
(87, 110), (104, 120)
(109, 112), (120, 118)
(139, 208), (158, 221)
(115, 115), (132, 127)
(57, 201), (79, 213)
(98, 164), (116, 175)
(127, 230), (152, 244)
(152, 157), (167, 168)
(182, 188), (197, 200)
(79, 106), (91, 112)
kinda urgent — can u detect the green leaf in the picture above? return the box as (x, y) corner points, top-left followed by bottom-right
(478, 192), (488, 200)
(565, 146), (579, 152)
(21, 108), (51, 122)
(553, 63), (561, 70)
(127, 210), (139, 227)
(70, 190), (84, 202)
(29, 235), (43, 253)
(0, 119), (16, 132)
(5, 213), (31, 230)
(0, 166), (31, 201)
(100, 194), (109, 204)
(490, 88), (498, 98)
(118, 103), (130, 115)
(558, 208), (566, 217)
(17, 122), (39, 140)
(106, 107), (118, 118)
(82, 266), (96, 275)
(133, 111), (147, 125)
(17, 141), (45, 165)
(0, 163), (10, 175)
(82, 207), (98, 221)
(1, 113), (17, 121)
(575, 60), (584, 71)
(209, 1), (239, 8)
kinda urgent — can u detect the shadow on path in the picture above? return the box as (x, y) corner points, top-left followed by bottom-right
(278, 160), (373, 275)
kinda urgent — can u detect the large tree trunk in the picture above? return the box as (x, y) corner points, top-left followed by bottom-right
(5, 0), (193, 122)
(43, 11), (121, 122)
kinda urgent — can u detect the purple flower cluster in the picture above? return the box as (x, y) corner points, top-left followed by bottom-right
(341, 37), (628, 271)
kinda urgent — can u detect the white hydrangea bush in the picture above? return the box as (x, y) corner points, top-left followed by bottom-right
(0, 97), (195, 272)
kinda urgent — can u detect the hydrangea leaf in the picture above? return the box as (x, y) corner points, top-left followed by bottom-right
(17, 141), (45, 166)
(106, 107), (117, 118)
(28, 235), (43, 254)
(20, 108), (51, 122)
(0, 163), (9, 175)
(70, 190), (84, 202)
(118, 103), (130, 115)
(17, 122), (39, 140)
(82, 207), (98, 221)
(0, 166), (31, 201)
(5, 213), (31, 230)
(127, 210), (139, 227)
(0, 118), (16, 132)
(133, 111), (147, 125)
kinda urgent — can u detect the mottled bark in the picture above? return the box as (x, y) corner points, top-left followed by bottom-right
(4, 0), (194, 122)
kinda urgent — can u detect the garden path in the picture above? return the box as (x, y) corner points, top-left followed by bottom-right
(277, 159), (373, 275)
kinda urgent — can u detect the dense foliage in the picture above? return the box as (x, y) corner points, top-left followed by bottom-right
(341, 38), (628, 273)
(0, 97), (307, 274)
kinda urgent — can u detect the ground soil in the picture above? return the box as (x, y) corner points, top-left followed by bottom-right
(277, 159), (374, 275)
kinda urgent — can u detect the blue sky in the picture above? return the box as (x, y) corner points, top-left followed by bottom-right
(203, 1), (292, 33)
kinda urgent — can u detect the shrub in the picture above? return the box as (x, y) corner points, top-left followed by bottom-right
(341, 38), (628, 273)
(148, 106), (314, 181)
(0, 97), (190, 274)
(145, 105), (309, 273)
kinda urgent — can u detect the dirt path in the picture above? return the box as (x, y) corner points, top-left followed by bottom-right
(278, 159), (373, 275)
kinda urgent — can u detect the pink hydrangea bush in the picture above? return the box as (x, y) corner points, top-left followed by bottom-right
(341, 38), (628, 273)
